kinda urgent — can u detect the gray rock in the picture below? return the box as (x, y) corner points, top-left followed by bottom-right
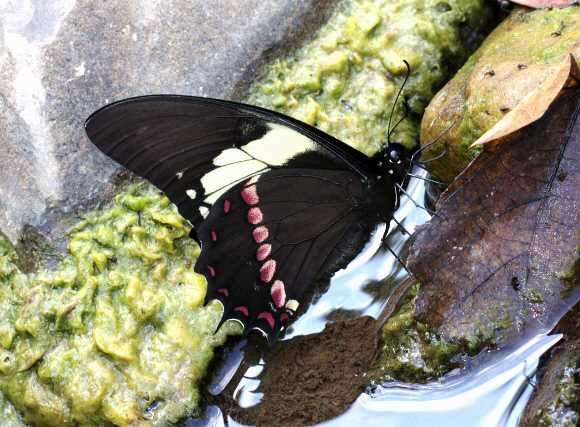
(0, 0), (337, 252)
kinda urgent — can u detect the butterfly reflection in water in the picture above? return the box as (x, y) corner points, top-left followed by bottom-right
(85, 95), (411, 345)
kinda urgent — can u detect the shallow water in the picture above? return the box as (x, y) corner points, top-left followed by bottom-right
(191, 171), (560, 427)
(321, 333), (560, 427)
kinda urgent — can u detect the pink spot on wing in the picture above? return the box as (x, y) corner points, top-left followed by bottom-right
(280, 313), (289, 321)
(207, 265), (215, 276)
(218, 288), (229, 297)
(212, 231), (217, 241)
(247, 207), (263, 224)
(234, 306), (249, 316)
(271, 280), (286, 308)
(257, 312), (275, 329)
(260, 259), (276, 282)
(224, 200), (230, 213)
(253, 226), (269, 243)
(241, 185), (259, 205)
(256, 244), (272, 261)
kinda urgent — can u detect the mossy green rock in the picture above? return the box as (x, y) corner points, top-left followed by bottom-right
(420, 5), (580, 184)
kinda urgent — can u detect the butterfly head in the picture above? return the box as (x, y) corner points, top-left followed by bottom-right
(371, 142), (409, 186)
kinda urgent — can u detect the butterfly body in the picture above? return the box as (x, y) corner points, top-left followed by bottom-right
(85, 95), (408, 344)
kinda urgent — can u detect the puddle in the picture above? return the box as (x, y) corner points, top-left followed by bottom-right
(192, 333), (559, 427)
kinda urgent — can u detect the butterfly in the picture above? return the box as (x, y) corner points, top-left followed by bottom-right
(85, 95), (410, 344)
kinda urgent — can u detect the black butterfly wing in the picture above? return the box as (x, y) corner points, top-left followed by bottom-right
(85, 95), (371, 239)
(196, 168), (375, 344)
(85, 95), (389, 343)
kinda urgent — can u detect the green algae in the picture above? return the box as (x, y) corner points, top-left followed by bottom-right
(0, 391), (25, 427)
(373, 286), (462, 384)
(247, 0), (491, 156)
(0, 186), (242, 427)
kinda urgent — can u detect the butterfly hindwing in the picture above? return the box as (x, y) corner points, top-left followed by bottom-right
(196, 168), (373, 344)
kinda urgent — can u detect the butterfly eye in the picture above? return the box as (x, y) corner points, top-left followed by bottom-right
(389, 150), (399, 161)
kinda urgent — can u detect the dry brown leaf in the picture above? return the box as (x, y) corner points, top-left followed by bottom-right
(408, 85), (580, 345)
(509, 0), (579, 7)
(470, 54), (573, 147)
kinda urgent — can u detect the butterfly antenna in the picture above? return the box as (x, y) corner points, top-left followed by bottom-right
(411, 120), (457, 163)
(387, 60), (411, 144)
(391, 101), (410, 141)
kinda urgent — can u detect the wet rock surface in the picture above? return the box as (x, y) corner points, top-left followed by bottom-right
(520, 303), (580, 427)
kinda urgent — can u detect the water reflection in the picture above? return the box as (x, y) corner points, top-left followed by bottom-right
(199, 333), (560, 427)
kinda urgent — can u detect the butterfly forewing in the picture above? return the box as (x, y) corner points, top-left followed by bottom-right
(85, 95), (396, 343)
(85, 96), (370, 234)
